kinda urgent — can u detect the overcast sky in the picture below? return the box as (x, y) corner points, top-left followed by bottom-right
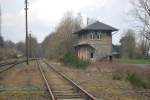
(1, 0), (133, 44)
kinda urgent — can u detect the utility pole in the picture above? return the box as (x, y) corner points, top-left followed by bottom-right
(29, 33), (32, 58)
(25, 0), (29, 64)
(0, 5), (2, 36)
(0, 5), (4, 48)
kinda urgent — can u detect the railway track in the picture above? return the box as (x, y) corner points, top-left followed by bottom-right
(0, 60), (19, 67)
(0, 60), (50, 100)
(0, 60), (25, 73)
(1, 59), (149, 99)
(0, 58), (38, 73)
(37, 59), (97, 100)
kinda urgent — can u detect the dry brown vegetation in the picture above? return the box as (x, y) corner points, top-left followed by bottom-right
(0, 62), (43, 87)
(50, 60), (150, 100)
(0, 59), (17, 64)
(0, 61), (48, 99)
(0, 48), (21, 60)
(0, 60), (149, 100)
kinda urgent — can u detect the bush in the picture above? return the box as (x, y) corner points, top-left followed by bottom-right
(126, 72), (150, 88)
(113, 73), (123, 80)
(63, 52), (89, 68)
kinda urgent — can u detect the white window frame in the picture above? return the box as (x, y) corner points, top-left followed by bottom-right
(90, 32), (94, 40)
(97, 32), (102, 40)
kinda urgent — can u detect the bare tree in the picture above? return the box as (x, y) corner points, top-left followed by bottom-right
(42, 11), (83, 59)
(29, 36), (39, 58)
(131, 0), (150, 40)
(16, 42), (26, 56)
(131, 0), (150, 56)
(120, 30), (136, 59)
(4, 40), (16, 48)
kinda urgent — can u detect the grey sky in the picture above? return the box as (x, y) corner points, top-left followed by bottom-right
(1, 0), (133, 44)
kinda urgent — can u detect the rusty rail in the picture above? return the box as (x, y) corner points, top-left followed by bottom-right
(0, 60), (21, 67)
(0, 62), (16, 67)
(36, 60), (56, 100)
(43, 59), (97, 100)
(0, 58), (39, 73)
(0, 61), (25, 73)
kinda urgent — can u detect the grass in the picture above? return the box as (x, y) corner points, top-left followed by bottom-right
(121, 58), (150, 64)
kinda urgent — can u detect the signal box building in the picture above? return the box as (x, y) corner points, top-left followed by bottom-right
(73, 21), (118, 61)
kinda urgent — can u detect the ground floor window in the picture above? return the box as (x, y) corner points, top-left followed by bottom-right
(90, 52), (94, 58)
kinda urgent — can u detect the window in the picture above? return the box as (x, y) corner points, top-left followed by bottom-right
(90, 52), (94, 58)
(90, 33), (94, 40)
(96, 32), (102, 40)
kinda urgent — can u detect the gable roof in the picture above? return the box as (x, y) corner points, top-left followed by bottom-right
(74, 21), (118, 34)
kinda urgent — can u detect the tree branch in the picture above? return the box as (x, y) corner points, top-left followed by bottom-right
(144, 0), (150, 16)
(142, 32), (150, 40)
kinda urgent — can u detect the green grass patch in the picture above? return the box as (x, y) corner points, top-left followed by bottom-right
(121, 58), (150, 64)
(63, 52), (89, 68)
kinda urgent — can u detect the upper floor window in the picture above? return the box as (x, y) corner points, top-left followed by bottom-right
(96, 32), (102, 40)
(90, 32), (94, 40)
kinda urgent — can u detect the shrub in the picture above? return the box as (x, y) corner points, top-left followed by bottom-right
(126, 72), (150, 88)
(63, 52), (89, 68)
(111, 61), (150, 89)
(113, 73), (123, 80)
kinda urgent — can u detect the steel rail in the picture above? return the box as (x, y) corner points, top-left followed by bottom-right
(0, 59), (23, 67)
(36, 60), (56, 100)
(0, 61), (17, 67)
(0, 58), (38, 67)
(0, 60), (26, 73)
(43, 59), (97, 100)
(0, 58), (39, 73)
